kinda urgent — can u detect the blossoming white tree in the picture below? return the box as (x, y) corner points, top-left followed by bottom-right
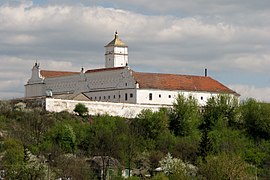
(159, 153), (197, 178)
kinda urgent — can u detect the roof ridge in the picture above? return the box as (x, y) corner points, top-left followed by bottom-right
(132, 70), (209, 78)
(41, 70), (79, 72)
(85, 66), (126, 73)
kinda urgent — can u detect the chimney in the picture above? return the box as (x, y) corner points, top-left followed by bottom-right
(204, 68), (208, 77)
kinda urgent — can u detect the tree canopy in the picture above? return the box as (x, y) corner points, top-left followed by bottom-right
(0, 95), (270, 179)
(74, 103), (89, 117)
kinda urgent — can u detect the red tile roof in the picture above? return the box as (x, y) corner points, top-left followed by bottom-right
(132, 71), (238, 95)
(40, 70), (79, 78)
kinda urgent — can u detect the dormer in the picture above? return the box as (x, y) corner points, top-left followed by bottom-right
(105, 32), (128, 68)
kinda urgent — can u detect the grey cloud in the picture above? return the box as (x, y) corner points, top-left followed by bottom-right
(99, 0), (270, 15)
(229, 84), (270, 102)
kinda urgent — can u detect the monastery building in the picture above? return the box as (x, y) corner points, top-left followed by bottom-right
(25, 32), (239, 106)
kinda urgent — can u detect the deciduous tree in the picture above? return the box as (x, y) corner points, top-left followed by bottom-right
(74, 103), (89, 117)
(241, 99), (270, 140)
(135, 108), (169, 141)
(198, 153), (255, 179)
(50, 122), (76, 153)
(86, 115), (127, 180)
(169, 94), (200, 137)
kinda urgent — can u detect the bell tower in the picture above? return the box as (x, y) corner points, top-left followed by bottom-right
(105, 32), (128, 68)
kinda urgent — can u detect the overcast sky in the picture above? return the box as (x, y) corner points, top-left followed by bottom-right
(0, 0), (270, 101)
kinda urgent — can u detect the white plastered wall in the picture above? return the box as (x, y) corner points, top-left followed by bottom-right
(84, 89), (136, 103)
(45, 98), (166, 118)
(105, 46), (128, 68)
(25, 83), (45, 97)
(135, 89), (223, 106)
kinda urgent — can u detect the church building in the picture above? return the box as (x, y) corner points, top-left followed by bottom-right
(25, 32), (239, 106)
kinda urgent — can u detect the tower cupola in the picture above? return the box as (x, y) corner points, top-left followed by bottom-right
(105, 32), (128, 68)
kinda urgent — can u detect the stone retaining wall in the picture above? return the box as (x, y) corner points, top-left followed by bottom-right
(45, 98), (170, 118)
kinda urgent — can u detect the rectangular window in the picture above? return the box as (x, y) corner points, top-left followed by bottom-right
(108, 96), (110, 99)
(114, 95), (116, 99)
(130, 93), (133, 98)
(125, 93), (128, 101)
(149, 93), (152, 100)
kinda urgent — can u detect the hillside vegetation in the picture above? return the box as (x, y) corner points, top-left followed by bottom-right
(0, 95), (270, 179)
